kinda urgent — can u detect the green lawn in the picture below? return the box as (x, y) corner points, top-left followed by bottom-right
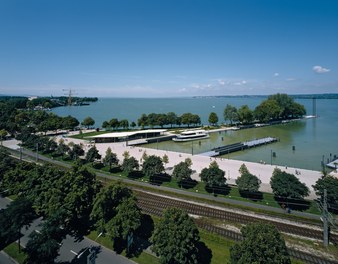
(3, 243), (27, 264)
(100, 166), (320, 215)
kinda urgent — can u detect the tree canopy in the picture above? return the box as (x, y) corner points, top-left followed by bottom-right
(81, 116), (95, 129)
(270, 168), (309, 199)
(85, 145), (101, 163)
(172, 160), (193, 187)
(90, 182), (133, 234)
(151, 208), (200, 264)
(224, 104), (238, 125)
(313, 175), (338, 210)
(208, 112), (219, 126)
(200, 161), (226, 191)
(236, 164), (261, 193)
(122, 156), (139, 175)
(230, 223), (291, 264)
(237, 105), (254, 124)
(25, 212), (66, 264)
(142, 155), (164, 178)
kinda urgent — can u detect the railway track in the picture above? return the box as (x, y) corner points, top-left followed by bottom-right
(136, 191), (338, 264)
(135, 190), (338, 243)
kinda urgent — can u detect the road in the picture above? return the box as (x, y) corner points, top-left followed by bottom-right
(0, 196), (135, 264)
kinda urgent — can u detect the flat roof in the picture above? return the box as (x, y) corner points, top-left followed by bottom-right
(90, 129), (167, 138)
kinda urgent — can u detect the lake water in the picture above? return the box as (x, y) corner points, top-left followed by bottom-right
(52, 97), (338, 171)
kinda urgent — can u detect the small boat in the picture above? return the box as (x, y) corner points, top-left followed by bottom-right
(173, 130), (210, 142)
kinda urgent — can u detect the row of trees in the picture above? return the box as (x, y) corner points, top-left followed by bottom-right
(0, 148), (143, 261)
(224, 93), (306, 124)
(137, 112), (201, 128)
(0, 148), (293, 264)
(0, 150), (198, 263)
(17, 130), (338, 211)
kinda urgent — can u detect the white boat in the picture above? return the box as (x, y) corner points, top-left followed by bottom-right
(173, 130), (210, 142)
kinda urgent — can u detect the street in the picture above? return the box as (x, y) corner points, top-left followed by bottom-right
(0, 196), (135, 264)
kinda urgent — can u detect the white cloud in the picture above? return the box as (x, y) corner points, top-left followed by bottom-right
(233, 80), (247, 86)
(313, 65), (330, 74)
(274, 73), (279, 77)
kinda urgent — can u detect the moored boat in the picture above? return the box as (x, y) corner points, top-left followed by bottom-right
(173, 130), (209, 142)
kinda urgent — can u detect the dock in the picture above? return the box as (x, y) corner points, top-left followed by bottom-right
(199, 137), (278, 157)
(326, 159), (338, 169)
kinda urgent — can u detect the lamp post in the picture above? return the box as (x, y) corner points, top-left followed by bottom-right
(191, 141), (194, 155)
(36, 143), (39, 162)
(270, 149), (272, 165)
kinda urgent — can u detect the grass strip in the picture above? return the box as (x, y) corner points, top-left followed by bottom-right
(3, 243), (27, 264)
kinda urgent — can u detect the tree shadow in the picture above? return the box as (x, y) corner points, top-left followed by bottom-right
(149, 173), (171, 186)
(113, 237), (125, 254)
(109, 166), (122, 173)
(239, 191), (263, 202)
(127, 171), (144, 180)
(180, 178), (198, 189)
(205, 184), (231, 196)
(92, 162), (103, 169)
(196, 241), (212, 264)
(274, 197), (310, 212)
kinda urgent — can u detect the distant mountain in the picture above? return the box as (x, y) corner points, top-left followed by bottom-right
(193, 93), (338, 99)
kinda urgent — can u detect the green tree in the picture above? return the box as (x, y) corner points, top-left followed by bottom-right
(4, 198), (36, 252)
(166, 112), (178, 128)
(138, 114), (148, 128)
(109, 118), (119, 130)
(62, 115), (79, 130)
(119, 119), (129, 129)
(85, 145), (101, 163)
(103, 147), (119, 170)
(25, 212), (66, 264)
(237, 105), (254, 124)
(106, 197), (142, 247)
(151, 208), (200, 264)
(313, 175), (338, 210)
(268, 93), (306, 119)
(90, 182), (133, 234)
(122, 156), (139, 175)
(270, 168), (309, 199)
(172, 161), (193, 187)
(68, 143), (84, 160)
(55, 139), (70, 158)
(200, 161), (226, 192)
(224, 104), (238, 125)
(230, 223), (290, 264)
(142, 155), (164, 178)
(0, 129), (7, 145)
(236, 172), (261, 193)
(236, 164), (261, 193)
(62, 166), (101, 236)
(208, 112), (219, 126)
(254, 99), (282, 122)
(185, 157), (193, 167)
(238, 163), (249, 175)
(81, 116), (95, 129)
(162, 154), (169, 169)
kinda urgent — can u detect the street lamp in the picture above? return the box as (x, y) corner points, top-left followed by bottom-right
(191, 142), (194, 155)
(36, 143), (39, 162)
(270, 149), (272, 165)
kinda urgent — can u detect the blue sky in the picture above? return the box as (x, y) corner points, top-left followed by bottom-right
(0, 0), (337, 97)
